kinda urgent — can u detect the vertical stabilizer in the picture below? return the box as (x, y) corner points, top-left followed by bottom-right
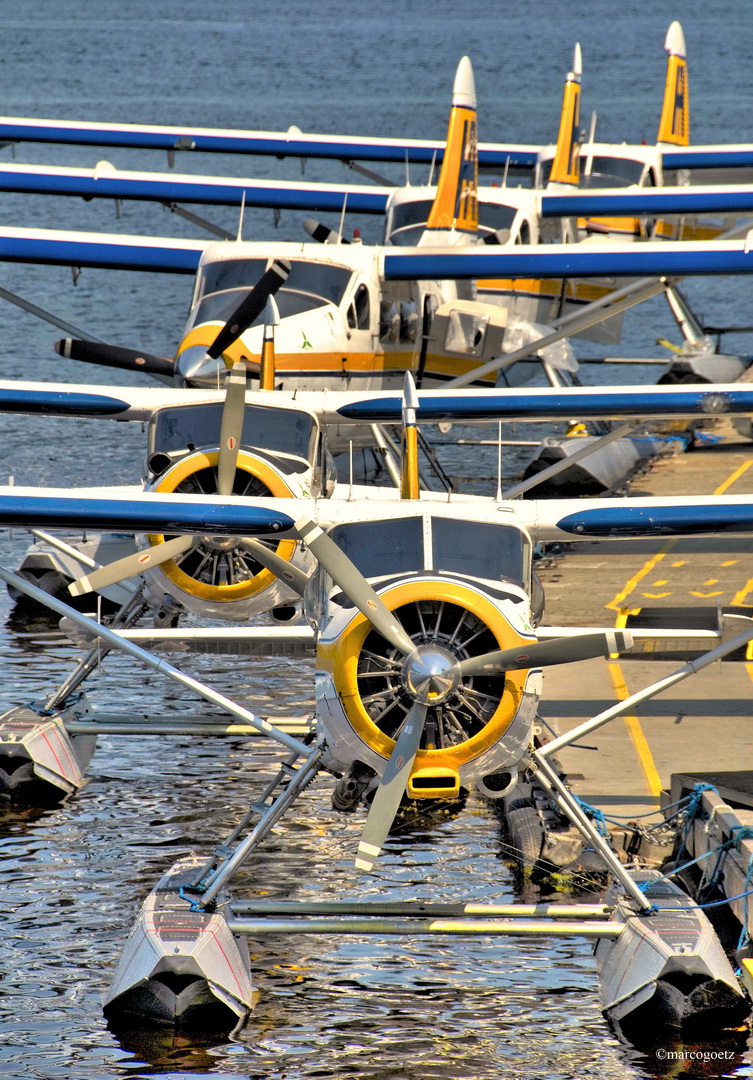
(657, 21), (689, 146)
(423, 56), (478, 239)
(548, 43), (582, 186)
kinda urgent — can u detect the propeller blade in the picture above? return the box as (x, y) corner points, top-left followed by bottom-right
(216, 362), (247, 496)
(295, 516), (415, 656)
(457, 630), (634, 678)
(303, 218), (350, 244)
(55, 338), (175, 378)
(355, 701), (428, 872)
(207, 258), (291, 360)
(239, 537), (309, 596)
(68, 534), (196, 597)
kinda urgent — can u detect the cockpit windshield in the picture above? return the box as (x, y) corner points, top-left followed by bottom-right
(329, 518), (425, 578)
(385, 197), (519, 246)
(189, 258), (353, 328)
(540, 155), (646, 188)
(384, 200), (434, 246)
(151, 403), (315, 461)
(327, 516), (527, 587)
(432, 519), (526, 586)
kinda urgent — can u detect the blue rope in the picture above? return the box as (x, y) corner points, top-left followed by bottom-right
(651, 885), (753, 913)
(179, 885), (205, 911)
(574, 795), (609, 836)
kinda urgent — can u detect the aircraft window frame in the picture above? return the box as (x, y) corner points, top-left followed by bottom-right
(149, 402), (317, 463)
(348, 283), (371, 330)
(385, 198), (434, 245)
(328, 518), (426, 579)
(432, 518), (529, 587)
(191, 260), (354, 330)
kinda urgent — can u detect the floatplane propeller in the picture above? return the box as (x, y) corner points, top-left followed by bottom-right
(57, 257), (290, 386)
(3, 386), (753, 1034)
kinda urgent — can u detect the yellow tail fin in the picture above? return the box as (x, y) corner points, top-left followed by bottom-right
(424, 56), (478, 237)
(549, 43), (582, 186)
(657, 21), (689, 146)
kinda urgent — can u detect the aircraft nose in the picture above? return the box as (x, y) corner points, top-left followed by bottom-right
(175, 343), (225, 385)
(402, 645), (460, 705)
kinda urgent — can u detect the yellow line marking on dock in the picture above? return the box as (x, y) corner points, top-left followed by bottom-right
(606, 542), (676, 612)
(601, 459), (753, 806)
(607, 663), (663, 800)
(733, 580), (753, 605)
(715, 459), (753, 494)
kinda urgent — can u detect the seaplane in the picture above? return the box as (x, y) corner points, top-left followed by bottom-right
(1, 373), (753, 1039)
(0, 20), (750, 186)
(0, 32), (751, 389)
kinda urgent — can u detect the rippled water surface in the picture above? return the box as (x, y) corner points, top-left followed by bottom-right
(0, 2), (752, 1078)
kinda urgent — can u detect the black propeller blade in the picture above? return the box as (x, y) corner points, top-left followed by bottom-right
(207, 258), (291, 360)
(55, 338), (175, 378)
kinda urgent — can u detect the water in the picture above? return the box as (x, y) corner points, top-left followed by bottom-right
(0, 1), (752, 1077)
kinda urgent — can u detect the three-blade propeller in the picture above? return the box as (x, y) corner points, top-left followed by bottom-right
(293, 514), (634, 873)
(55, 258), (291, 384)
(207, 258), (291, 360)
(68, 363), (249, 598)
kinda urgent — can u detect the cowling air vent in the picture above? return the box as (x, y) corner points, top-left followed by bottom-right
(147, 450), (297, 602)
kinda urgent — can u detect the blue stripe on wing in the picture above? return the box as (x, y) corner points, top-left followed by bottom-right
(0, 121), (538, 169)
(0, 236), (202, 273)
(556, 504), (753, 537)
(542, 189), (753, 217)
(336, 389), (753, 423)
(0, 170), (390, 214)
(0, 389), (131, 416)
(383, 245), (753, 281)
(0, 495), (296, 536)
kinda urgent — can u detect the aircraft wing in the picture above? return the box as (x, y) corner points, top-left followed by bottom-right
(6, 165), (753, 221)
(540, 184), (753, 218)
(663, 145), (753, 184)
(0, 115), (538, 170)
(383, 238), (753, 281)
(0, 226), (206, 273)
(0, 162), (391, 214)
(1, 488), (753, 544)
(4, 381), (753, 426)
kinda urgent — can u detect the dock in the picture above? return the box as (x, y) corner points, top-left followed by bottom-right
(535, 419), (753, 949)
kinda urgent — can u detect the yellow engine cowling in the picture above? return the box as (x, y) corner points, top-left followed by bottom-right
(142, 449), (307, 620)
(315, 578), (542, 790)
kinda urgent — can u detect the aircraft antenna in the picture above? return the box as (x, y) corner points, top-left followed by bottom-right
(236, 191), (247, 242)
(428, 150), (437, 186)
(584, 111), (597, 177)
(502, 155), (510, 188)
(348, 440), (354, 499)
(405, 149), (410, 186)
(338, 193), (348, 243)
(495, 422), (503, 502)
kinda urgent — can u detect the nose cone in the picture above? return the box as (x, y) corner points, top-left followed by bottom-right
(452, 56), (476, 111)
(175, 344), (226, 387)
(665, 20), (686, 58)
(403, 645), (460, 705)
